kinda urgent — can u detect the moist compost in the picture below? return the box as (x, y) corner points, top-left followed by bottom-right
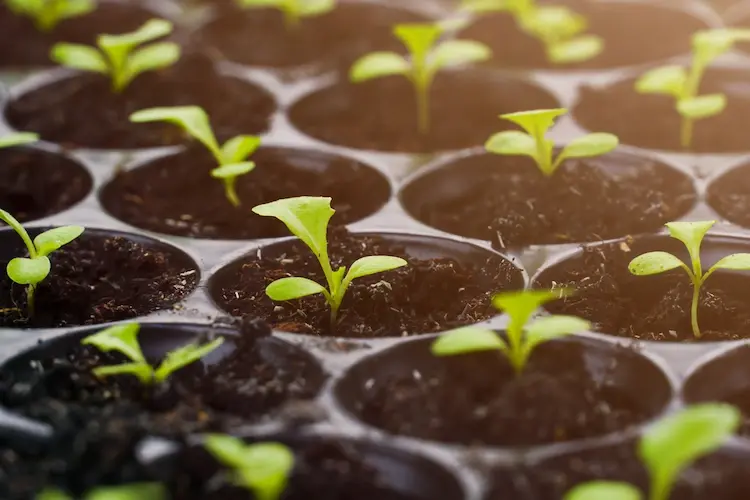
(0, 147), (92, 223)
(573, 68), (750, 153)
(99, 147), (390, 239)
(401, 152), (696, 248)
(5, 55), (276, 149)
(209, 228), (522, 338)
(707, 162), (750, 230)
(289, 71), (560, 153)
(0, 231), (199, 328)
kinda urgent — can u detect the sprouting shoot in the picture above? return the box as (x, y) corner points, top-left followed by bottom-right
(6, 0), (95, 32)
(236, 0), (335, 29)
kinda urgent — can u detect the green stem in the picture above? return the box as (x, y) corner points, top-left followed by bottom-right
(690, 278), (701, 339)
(282, 5), (299, 30)
(26, 285), (35, 318)
(680, 117), (693, 149)
(415, 79), (430, 135)
(224, 178), (240, 207)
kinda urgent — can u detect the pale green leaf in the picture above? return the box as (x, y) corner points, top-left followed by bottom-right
(628, 251), (687, 276)
(0, 133), (39, 149)
(493, 289), (571, 339)
(86, 483), (167, 500)
(33, 225), (84, 257)
(430, 40), (491, 70)
(7, 256), (50, 285)
(711, 253), (750, 271)
(692, 29), (745, 66)
(211, 162), (256, 179)
(154, 337), (225, 383)
(130, 106), (222, 161)
(635, 65), (688, 98)
(344, 256), (407, 281)
(234, 443), (295, 500)
(204, 434), (250, 469)
(50, 43), (108, 73)
(298, 0), (336, 16)
(677, 94), (727, 119)
(666, 220), (715, 270)
(99, 19), (174, 51)
(548, 35), (603, 64)
(266, 277), (326, 301)
(92, 362), (154, 384)
(350, 52), (410, 83)
(499, 108), (567, 136)
(522, 6), (586, 40)
(556, 133), (618, 165)
(484, 130), (537, 157)
(221, 135), (262, 164)
(81, 323), (146, 364)
(124, 42), (181, 85)
(525, 315), (590, 341)
(0, 209), (36, 257)
(437, 17), (471, 33)
(564, 481), (642, 500)
(431, 327), (506, 356)
(393, 23), (443, 61)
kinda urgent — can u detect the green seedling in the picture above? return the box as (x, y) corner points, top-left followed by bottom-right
(635, 28), (750, 148)
(564, 403), (741, 500)
(204, 435), (294, 500)
(51, 19), (180, 93)
(485, 108), (618, 176)
(628, 220), (750, 339)
(350, 21), (491, 134)
(236, 0), (335, 29)
(0, 132), (39, 149)
(432, 289), (589, 374)
(0, 209), (83, 318)
(36, 483), (166, 500)
(252, 196), (407, 326)
(81, 323), (224, 384)
(129, 106), (259, 207)
(6, 0), (95, 32)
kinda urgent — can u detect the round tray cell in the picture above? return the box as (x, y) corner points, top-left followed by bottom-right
(334, 335), (672, 447)
(0, 227), (200, 328)
(208, 229), (525, 338)
(533, 234), (750, 342)
(400, 149), (696, 248)
(707, 161), (750, 230)
(4, 54), (276, 150)
(288, 70), (560, 153)
(99, 146), (391, 239)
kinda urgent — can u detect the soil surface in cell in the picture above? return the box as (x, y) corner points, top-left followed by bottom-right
(195, 3), (425, 71)
(0, 231), (199, 328)
(289, 71), (560, 153)
(402, 152), (696, 248)
(573, 68), (750, 153)
(0, 147), (91, 222)
(0, 2), (153, 68)
(5, 55), (276, 149)
(100, 147), (390, 239)
(210, 228), (522, 338)
(707, 163), (750, 230)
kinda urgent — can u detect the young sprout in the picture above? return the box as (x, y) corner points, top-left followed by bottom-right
(81, 323), (224, 385)
(628, 220), (750, 339)
(0, 209), (83, 318)
(6, 0), (95, 32)
(204, 434), (294, 500)
(0, 132), (39, 149)
(350, 21), (491, 134)
(635, 28), (750, 148)
(252, 196), (407, 326)
(431, 289), (590, 374)
(485, 108), (618, 176)
(564, 403), (741, 500)
(129, 106), (259, 207)
(236, 0), (335, 29)
(51, 19), (180, 93)
(36, 483), (166, 500)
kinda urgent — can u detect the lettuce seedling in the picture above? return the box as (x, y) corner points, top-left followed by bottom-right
(636, 29), (750, 148)
(51, 19), (180, 93)
(204, 435), (294, 500)
(236, 0), (335, 29)
(81, 323), (224, 384)
(628, 220), (750, 339)
(485, 108), (618, 176)
(432, 289), (589, 374)
(129, 106), (259, 207)
(350, 22), (491, 134)
(0, 132), (39, 149)
(6, 0), (95, 32)
(252, 196), (407, 325)
(564, 403), (740, 500)
(0, 209), (83, 318)
(36, 483), (166, 500)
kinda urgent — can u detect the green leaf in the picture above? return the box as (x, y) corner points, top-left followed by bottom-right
(430, 40), (492, 70)
(233, 442), (295, 500)
(130, 106), (222, 161)
(635, 65), (688, 98)
(344, 256), (407, 281)
(211, 162), (256, 179)
(204, 434), (251, 469)
(499, 108), (567, 137)
(7, 256), (50, 285)
(677, 94), (726, 119)
(81, 323), (146, 364)
(639, 403), (740, 500)
(564, 481), (642, 500)
(628, 252), (687, 276)
(711, 253), (750, 271)
(86, 483), (167, 500)
(350, 52), (410, 83)
(666, 220), (715, 273)
(0, 133), (39, 149)
(33, 225), (84, 257)
(485, 130), (537, 157)
(522, 6), (586, 41)
(50, 43), (108, 73)
(221, 136), (262, 164)
(431, 327), (506, 356)
(298, 0), (336, 16)
(99, 19), (173, 50)
(493, 289), (570, 338)
(8, 0), (95, 32)
(548, 35), (603, 64)
(525, 315), (590, 342)
(692, 29), (750, 67)
(124, 42), (181, 88)
(0, 209), (36, 258)
(154, 337), (225, 383)
(266, 277), (327, 301)
(393, 23), (443, 61)
(92, 362), (154, 384)
(556, 133), (619, 165)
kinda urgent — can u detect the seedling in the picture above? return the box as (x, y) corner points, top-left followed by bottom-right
(0, 132), (39, 149)
(81, 323), (224, 384)
(204, 434), (294, 500)
(350, 21), (491, 134)
(36, 483), (166, 500)
(564, 403), (741, 500)
(6, 0), (95, 32)
(236, 0), (335, 29)
(51, 19), (180, 93)
(485, 108), (618, 176)
(635, 28), (750, 148)
(0, 209), (83, 318)
(129, 106), (259, 207)
(432, 289), (589, 374)
(628, 220), (750, 339)
(252, 196), (407, 325)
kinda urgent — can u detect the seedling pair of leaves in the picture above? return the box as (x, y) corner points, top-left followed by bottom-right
(432, 289), (589, 374)
(6, 0), (95, 32)
(252, 196), (407, 326)
(636, 28), (750, 148)
(628, 220), (750, 339)
(129, 106), (260, 207)
(565, 403), (740, 500)
(37, 483), (165, 500)
(485, 108), (618, 176)
(51, 19), (180, 93)
(236, 0), (335, 29)
(350, 21), (492, 134)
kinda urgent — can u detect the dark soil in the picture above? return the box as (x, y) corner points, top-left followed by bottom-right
(401, 152), (696, 248)
(288, 71), (560, 153)
(194, 3), (425, 71)
(5, 54), (276, 149)
(707, 162), (750, 229)
(573, 68), (750, 153)
(99, 147), (390, 239)
(0, 2), (154, 68)
(209, 228), (523, 338)
(0, 147), (92, 222)
(0, 230), (199, 328)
